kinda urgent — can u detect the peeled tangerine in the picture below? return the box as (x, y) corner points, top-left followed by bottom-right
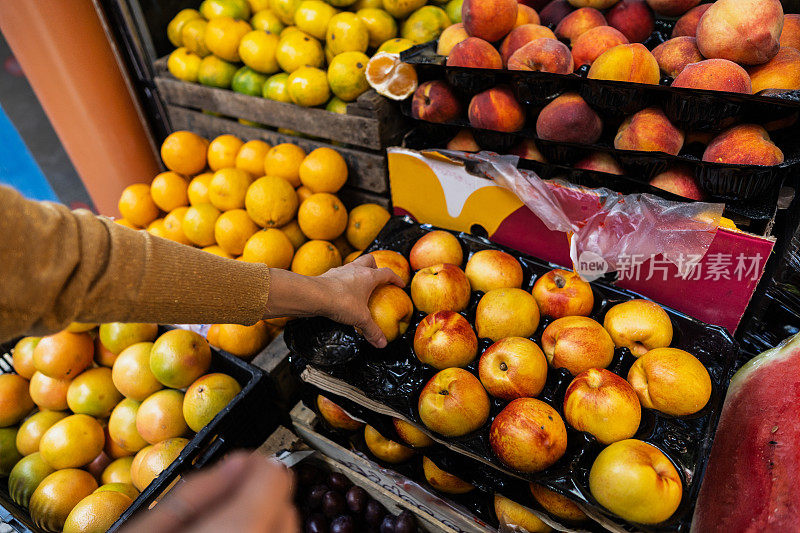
(365, 52), (418, 100)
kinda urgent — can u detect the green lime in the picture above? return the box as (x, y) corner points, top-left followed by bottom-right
(232, 66), (269, 95)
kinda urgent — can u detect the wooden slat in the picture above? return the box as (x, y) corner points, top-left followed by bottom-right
(166, 106), (389, 194)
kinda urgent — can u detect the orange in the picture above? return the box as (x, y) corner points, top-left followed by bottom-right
(102, 457), (134, 485)
(208, 134), (245, 171)
(147, 218), (168, 239)
(0, 374), (33, 427)
(33, 331), (93, 380)
(66, 368), (123, 418)
(333, 235), (355, 259)
(108, 399), (148, 454)
(162, 207), (192, 245)
(241, 229), (295, 268)
(112, 342), (163, 402)
(131, 438), (188, 492)
(114, 218), (138, 229)
(98, 323), (159, 356)
(17, 411), (68, 456)
(299, 147), (348, 193)
(136, 390), (189, 445)
(39, 414), (105, 469)
(94, 482), (139, 501)
(327, 51), (370, 102)
(183, 373), (242, 431)
(63, 491), (131, 533)
(209, 168), (254, 211)
(264, 143), (306, 187)
(235, 139), (272, 176)
(245, 175), (299, 227)
(94, 337), (118, 367)
(215, 209), (259, 255)
(103, 425), (132, 460)
(212, 322), (273, 359)
(365, 51), (418, 100)
(203, 245), (234, 258)
(161, 131), (209, 176)
(188, 172), (214, 205)
(149, 329), (212, 389)
(346, 203), (391, 249)
(12, 337), (39, 379)
(291, 240), (342, 275)
(29, 372), (71, 411)
(129, 445), (152, 488)
(118, 184), (159, 228)
(205, 17), (253, 62)
(182, 203), (222, 247)
(297, 192), (347, 240)
(344, 250), (362, 263)
(9, 452), (56, 508)
(326, 12), (369, 55)
(206, 324), (221, 348)
(296, 185), (313, 202)
(150, 172), (189, 212)
(29, 469), (98, 532)
(279, 219), (307, 250)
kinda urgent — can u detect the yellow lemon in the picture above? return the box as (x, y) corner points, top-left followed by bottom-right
(236, 139), (272, 176)
(205, 17), (253, 62)
(294, 0), (338, 40)
(270, 0), (303, 25)
(209, 168), (254, 211)
(288, 66), (330, 107)
(276, 30), (324, 73)
(208, 134), (245, 171)
(382, 0), (425, 18)
(265, 143), (306, 186)
(357, 9), (398, 48)
(181, 19), (211, 57)
(327, 51), (370, 102)
(241, 229), (295, 267)
(215, 209), (260, 255)
(197, 55), (238, 88)
(297, 192), (348, 240)
(401, 6), (450, 44)
(263, 72), (292, 101)
(245, 175), (299, 227)
(167, 47), (201, 82)
(299, 147), (348, 193)
(200, 0), (251, 19)
(167, 9), (202, 47)
(377, 37), (415, 53)
(182, 203), (222, 246)
(251, 9), (285, 34)
(239, 30), (280, 73)
(326, 12), (369, 56)
(291, 240), (342, 275)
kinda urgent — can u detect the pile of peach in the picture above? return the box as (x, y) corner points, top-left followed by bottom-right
(355, 228), (717, 525)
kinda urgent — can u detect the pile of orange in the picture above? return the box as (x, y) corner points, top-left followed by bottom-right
(2, 324), (242, 532)
(118, 130), (392, 356)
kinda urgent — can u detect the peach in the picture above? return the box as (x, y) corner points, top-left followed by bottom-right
(509, 138), (546, 162)
(409, 230), (464, 270)
(575, 152), (624, 174)
(748, 47), (800, 93)
(696, 0), (783, 66)
(446, 129), (481, 152)
(446, 37), (503, 69)
(414, 311), (478, 369)
(541, 316), (615, 375)
(392, 418), (434, 448)
(532, 268), (594, 318)
(652, 36), (704, 78)
(555, 7), (606, 42)
(603, 299), (673, 357)
(422, 456), (474, 494)
(369, 250), (411, 285)
(494, 494), (552, 533)
(672, 58), (752, 93)
(367, 284), (414, 343)
(671, 3), (711, 38)
(703, 124), (784, 165)
(317, 395), (364, 431)
(364, 424), (414, 463)
(515, 4), (541, 27)
(418, 368), (490, 437)
(411, 81), (462, 124)
(645, 0), (700, 17)
(508, 38), (574, 73)
(489, 398), (567, 473)
(607, 0), (655, 43)
(475, 288), (541, 341)
(500, 24), (556, 66)
(437, 23), (470, 56)
(588, 43), (661, 84)
(530, 483), (589, 522)
(464, 249), (523, 293)
(649, 166), (705, 200)
(589, 439), (683, 524)
(780, 14), (800, 50)
(462, 0), (518, 43)
(535, 93), (603, 144)
(468, 86), (526, 133)
(410, 263), (472, 314)
(627, 347), (712, 416)
(564, 368), (641, 444)
(540, 0), (574, 27)
(478, 337), (548, 400)
(571, 26), (629, 69)
(614, 107), (684, 155)
(567, 0), (618, 7)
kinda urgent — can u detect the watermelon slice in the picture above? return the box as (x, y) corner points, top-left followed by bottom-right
(692, 333), (800, 532)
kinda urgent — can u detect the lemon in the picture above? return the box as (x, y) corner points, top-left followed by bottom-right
(357, 9), (398, 49)
(181, 19), (211, 57)
(445, 0), (462, 23)
(167, 9), (202, 47)
(270, 0), (302, 25)
(239, 30), (280, 73)
(200, 0), (252, 19)
(232, 66), (269, 95)
(377, 37), (415, 53)
(288, 67), (331, 107)
(401, 6), (450, 44)
(326, 96), (348, 114)
(251, 9), (285, 33)
(326, 12), (369, 56)
(327, 51), (369, 102)
(198, 55), (239, 88)
(168, 48), (202, 82)
(205, 17), (253, 62)
(294, 1), (338, 40)
(263, 72), (292, 101)
(276, 30), (324, 73)
(382, 0), (425, 18)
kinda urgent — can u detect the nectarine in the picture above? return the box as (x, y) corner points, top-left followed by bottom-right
(627, 347), (712, 416)
(409, 230), (464, 270)
(414, 311), (478, 369)
(364, 424), (414, 463)
(367, 284), (414, 343)
(603, 299), (673, 357)
(422, 456), (474, 494)
(468, 86), (526, 133)
(464, 249), (523, 293)
(475, 288), (540, 341)
(317, 395), (364, 431)
(489, 398), (567, 472)
(531, 268), (594, 318)
(412, 81), (462, 124)
(418, 368), (490, 437)
(541, 316), (615, 375)
(410, 263), (471, 314)
(478, 337), (548, 400)
(392, 418), (434, 448)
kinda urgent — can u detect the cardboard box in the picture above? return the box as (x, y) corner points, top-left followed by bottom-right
(388, 148), (775, 333)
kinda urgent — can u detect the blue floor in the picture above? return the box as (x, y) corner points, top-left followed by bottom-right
(0, 103), (58, 202)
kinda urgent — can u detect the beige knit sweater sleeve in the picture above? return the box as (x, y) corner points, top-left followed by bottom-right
(0, 185), (271, 343)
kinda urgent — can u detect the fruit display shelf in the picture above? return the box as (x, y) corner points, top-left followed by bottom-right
(284, 216), (739, 533)
(0, 326), (276, 533)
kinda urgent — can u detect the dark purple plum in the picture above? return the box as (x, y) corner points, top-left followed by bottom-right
(305, 513), (327, 533)
(329, 515), (355, 533)
(365, 500), (386, 526)
(346, 486), (368, 513)
(328, 473), (352, 493)
(322, 491), (346, 518)
(394, 511), (416, 533)
(380, 515), (396, 533)
(308, 484), (329, 510)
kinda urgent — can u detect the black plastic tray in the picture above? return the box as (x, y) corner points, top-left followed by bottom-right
(285, 216), (740, 532)
(0, 326), (277, 533)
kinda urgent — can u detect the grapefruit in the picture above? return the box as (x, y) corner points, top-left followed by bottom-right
(94, 337), (118, 368)
(12, 337), (39, 379)
(98, 323), (159, 356)
(33, 331), (93, 380)
(0, 374), (34, 426)
(39, 414), (105, 470)
(9, 452), (56, 508)
(29, 469), (98, 532)
(63, 491), (132, 533)
(67, 367), (123, 418)
(112, 342), (163, 401)
(16, 410), (68, 456)
(136, 390), (189, 444)
(131, 438), (189, 492)
(95, 482), (139, 501)
(102, 456), (134, 485)
(108, 399), (148, 454)
(103, 425), (132, 460)
(29, 372), (71, 411)
(183, 373), (242, 431)
(149, 329), (212, 389)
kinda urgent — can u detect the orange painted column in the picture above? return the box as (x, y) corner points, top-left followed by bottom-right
(0, 1), (160, 216)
